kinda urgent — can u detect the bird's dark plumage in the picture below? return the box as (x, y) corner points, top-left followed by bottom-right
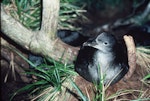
(75, 32), (129, 85)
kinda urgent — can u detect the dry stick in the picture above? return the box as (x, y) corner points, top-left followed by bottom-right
(123, 35), (136, 80)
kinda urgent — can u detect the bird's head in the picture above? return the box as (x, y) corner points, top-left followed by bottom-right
(83, 32), (117, 52)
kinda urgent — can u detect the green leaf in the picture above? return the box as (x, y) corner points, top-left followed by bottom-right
(69, 79), (89, 101)
(143, 74), (150, 81)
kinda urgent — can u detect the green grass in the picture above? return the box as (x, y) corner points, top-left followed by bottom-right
(2, 0), (150, 100)
(12, 0), (41, 30)
(2, 0), (86, 31)
(141, 74), (150, 87)
(10, 49), (150, 101)
(59, 2), (86, 30)
(10, 49), (106, 101)
(2, 0), (42, 30)
(6, 46), (150, 101)
(10, 50), (77, 101)
(2, 0), (147, 31)
(93, 64), (105, 101)
(69, 79), (89, 101)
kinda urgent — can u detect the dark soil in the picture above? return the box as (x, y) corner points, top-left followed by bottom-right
(1, 46), (31, 101)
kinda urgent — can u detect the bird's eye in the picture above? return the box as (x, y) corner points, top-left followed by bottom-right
(103, 42), (108, 45)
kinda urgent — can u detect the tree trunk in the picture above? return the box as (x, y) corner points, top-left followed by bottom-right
(1, 0), (79, 64)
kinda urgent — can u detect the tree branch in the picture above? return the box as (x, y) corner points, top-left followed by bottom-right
(40, 0), (60, 39)
(123, 35), (136, 79)
(1, 1), (79, 64)
(1, 5), (35, 50)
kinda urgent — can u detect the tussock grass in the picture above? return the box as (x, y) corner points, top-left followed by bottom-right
(136, 46), (150, 70)
(2, 0), (86, 31)
(10, 49), (77, 101)
(2, 0), (150, 100)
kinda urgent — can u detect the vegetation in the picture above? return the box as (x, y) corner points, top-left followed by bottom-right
(11, 49), (150, 100)
(2, 0), (86, 30)
(1, 0), (150, 101)
(2, 0), (41, 30)
(10, 49), (77, 101)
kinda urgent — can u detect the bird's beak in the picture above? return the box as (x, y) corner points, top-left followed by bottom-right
(83, 41), (98, 47)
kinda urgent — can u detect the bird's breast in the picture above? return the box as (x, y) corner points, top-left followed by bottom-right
(95, 51), (115, 70)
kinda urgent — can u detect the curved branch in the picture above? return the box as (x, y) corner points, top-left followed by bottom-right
(123, 35), (136, 79)
(1, 5), (35, 50)
(1, 2), (79, 64)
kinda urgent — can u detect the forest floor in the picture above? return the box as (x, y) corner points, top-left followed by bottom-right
(1, 1), (150, 101)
